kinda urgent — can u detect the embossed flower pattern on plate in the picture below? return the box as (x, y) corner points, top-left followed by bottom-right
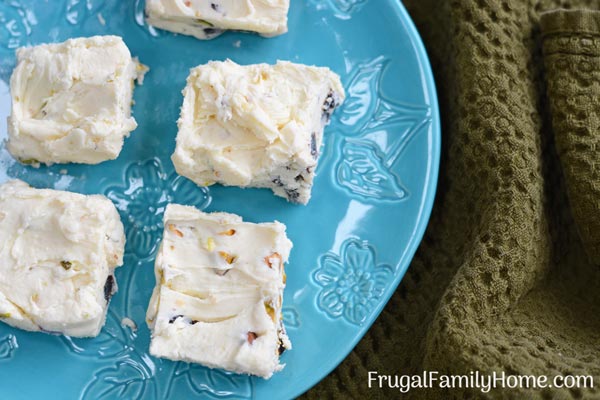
(0, 0), (35, 55)
(165, 363), (252, 399)
(332, 56), (431, 202)
(282, 307), (300, 329)
(81, 361), (156, 400)
(313, 239), (394, 325)
(309, 0), (368, 19)
(65, 0), (106, 25)
(106, 158), (211, 259)
(133, 0), (164, 37)
(0, 334), (17, 360)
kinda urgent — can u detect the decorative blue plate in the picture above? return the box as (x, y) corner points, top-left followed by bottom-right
(0, 0), (439, 399)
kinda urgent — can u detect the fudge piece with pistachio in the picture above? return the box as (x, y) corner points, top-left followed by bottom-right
(145, 0), (289, 40)
(0, 180), (125, 337)
(7, 35), (147, 165)
(146, 204), (292, 379)
(171, 59), (346, 204)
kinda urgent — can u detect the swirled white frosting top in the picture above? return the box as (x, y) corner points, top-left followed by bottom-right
(172, 59), (345, 204)
(7, 35), (147, 165)
(0, 180), (125, 337)
(146, 204), (292, 378)
(146, 0), (289, 40)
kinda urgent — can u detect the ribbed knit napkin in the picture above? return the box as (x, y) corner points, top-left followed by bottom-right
(541, 10), (600, 266)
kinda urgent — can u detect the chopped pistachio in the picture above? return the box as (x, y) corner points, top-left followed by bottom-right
(168, 224), (184, 237)
(136, 62), (149, 74)
(264, 252), (282, 269)
(218, 251), (236, 264)
(60, 260), (72, 270)
(264, 302), (276, 322)
(206, 237), (215, 251)
(196, 19), (214, 27)
(19, 158), (40, 165)
(179, 289), (209, 300)
(247, 331), (258, 344)
(0, 313), (11, 318)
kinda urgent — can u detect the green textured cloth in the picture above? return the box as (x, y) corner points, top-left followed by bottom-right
(303, 1), (600, 399)
(542, 10), (600, 265)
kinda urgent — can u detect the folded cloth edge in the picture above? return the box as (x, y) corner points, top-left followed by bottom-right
(541, 9), (600, 36)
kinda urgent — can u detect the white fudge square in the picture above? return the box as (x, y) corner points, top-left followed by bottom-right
(0, 180), (125, 337)
(7, 35), (147, 165)
(146, 204), (292, 379)
(146, 0), (289, 40)
(171, 60), (345, 204)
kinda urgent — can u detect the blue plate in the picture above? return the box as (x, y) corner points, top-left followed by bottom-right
(0, 1), (439, 398)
